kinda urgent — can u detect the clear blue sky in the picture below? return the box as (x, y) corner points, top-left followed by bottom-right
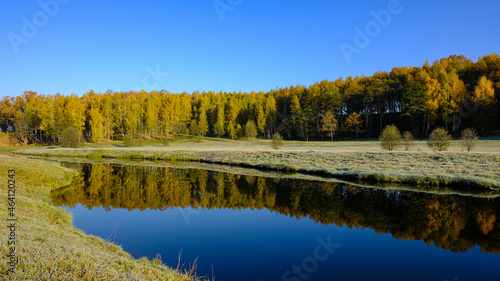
(1, 0), (499, 98)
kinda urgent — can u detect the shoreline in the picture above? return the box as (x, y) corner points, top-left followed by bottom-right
(13, 145), (500, 191)
(0, 154), (193, 280)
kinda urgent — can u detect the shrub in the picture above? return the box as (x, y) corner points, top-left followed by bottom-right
(271, 133), (284, 150)
(402, 131), (414, 151)
(461, 128), (479, 152)
(428, 128), (451, 151)
(60, 127), (82, 148)
(245, 120), (257, 141)
(380, 125), (401, 151)
(123, 134), (135, 147)
(162, 138), (171, 146)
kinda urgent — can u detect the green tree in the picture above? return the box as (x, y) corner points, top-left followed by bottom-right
(9, 114), (29, 146)
(380, 125), (401, 151)
(245, 120), (257, 141)
(428, 127), (451, 151)
(271, 133), (284, 150)
(60, 127), (82, 148)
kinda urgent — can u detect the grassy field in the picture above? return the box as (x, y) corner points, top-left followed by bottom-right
(12, 138), (500, 191)
(37, 137), (500, 153)
(0, 155), (196, 280)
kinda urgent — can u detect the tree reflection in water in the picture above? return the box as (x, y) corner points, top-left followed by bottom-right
(52, 163), (500, 254)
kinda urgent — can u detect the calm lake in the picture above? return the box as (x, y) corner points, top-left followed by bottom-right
(51, 162), (500, 281)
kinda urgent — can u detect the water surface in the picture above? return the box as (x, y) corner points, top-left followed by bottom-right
(52, 163), (500, 281)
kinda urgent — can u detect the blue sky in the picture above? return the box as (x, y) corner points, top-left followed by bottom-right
(1, 0), (499, 98)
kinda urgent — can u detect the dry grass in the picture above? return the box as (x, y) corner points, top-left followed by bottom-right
(0, 155), (196, 280)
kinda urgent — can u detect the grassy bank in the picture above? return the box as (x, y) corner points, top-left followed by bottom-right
(13, 140), (500, 191)
(0, 155), (194, 280)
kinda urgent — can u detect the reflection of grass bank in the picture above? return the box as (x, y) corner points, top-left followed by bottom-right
(0, 155), (193, 280)
(14, 145), (500, 191)
(41, 156), (500, 198)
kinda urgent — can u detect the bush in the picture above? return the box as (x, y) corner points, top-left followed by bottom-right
(461, 128), (479, 152)
(245, 120), (257, 141)
(60, 127), (81, 148)
(380, 125), (401, 151)
(161, 138), (171, 146)
(123, 134), (135, 147)
(402, 131), (414, 151)
(428, 128), (451, 151)
(271, 133), (284, 150)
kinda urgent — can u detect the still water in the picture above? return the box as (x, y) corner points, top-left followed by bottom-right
(52, 162), (500, 281)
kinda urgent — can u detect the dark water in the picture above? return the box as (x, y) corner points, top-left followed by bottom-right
(52, 163), (500, 281)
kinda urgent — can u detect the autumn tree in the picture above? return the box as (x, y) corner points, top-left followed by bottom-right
(89, 94), (105, 143)
(473, 76), (496, 133)
(144, 91), (159, 140)
(345, 112), (363, 139)
(449, 72), (467, 133)
(4, 52), (499, 143)
(123, 94), (141, 138)
(290, 94), (308, 141)
(101, 93), (114, 141)
(321, 111), (338, 141)
(214, 105), (225, 138)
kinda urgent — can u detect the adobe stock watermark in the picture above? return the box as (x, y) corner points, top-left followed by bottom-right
(340, 0), (405, 63)
(213, 0), (243, 21)
(7, 0), (70, 54)
(282, 235), (340, 281)
(132, 65), (169, 92)
(179, 207), (200, 225)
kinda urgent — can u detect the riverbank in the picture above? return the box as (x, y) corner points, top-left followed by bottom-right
(13, 140), (500, 191)
(0, 154), (194, 280)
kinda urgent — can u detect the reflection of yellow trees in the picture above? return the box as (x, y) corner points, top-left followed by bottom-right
(426, 199), (443, 234)
(52, 163), (500, 254)
(476, 211), (496, 235)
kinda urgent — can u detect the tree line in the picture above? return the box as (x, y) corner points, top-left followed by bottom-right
(53, 163), (500, 254)
(1, 53), (499, 145)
